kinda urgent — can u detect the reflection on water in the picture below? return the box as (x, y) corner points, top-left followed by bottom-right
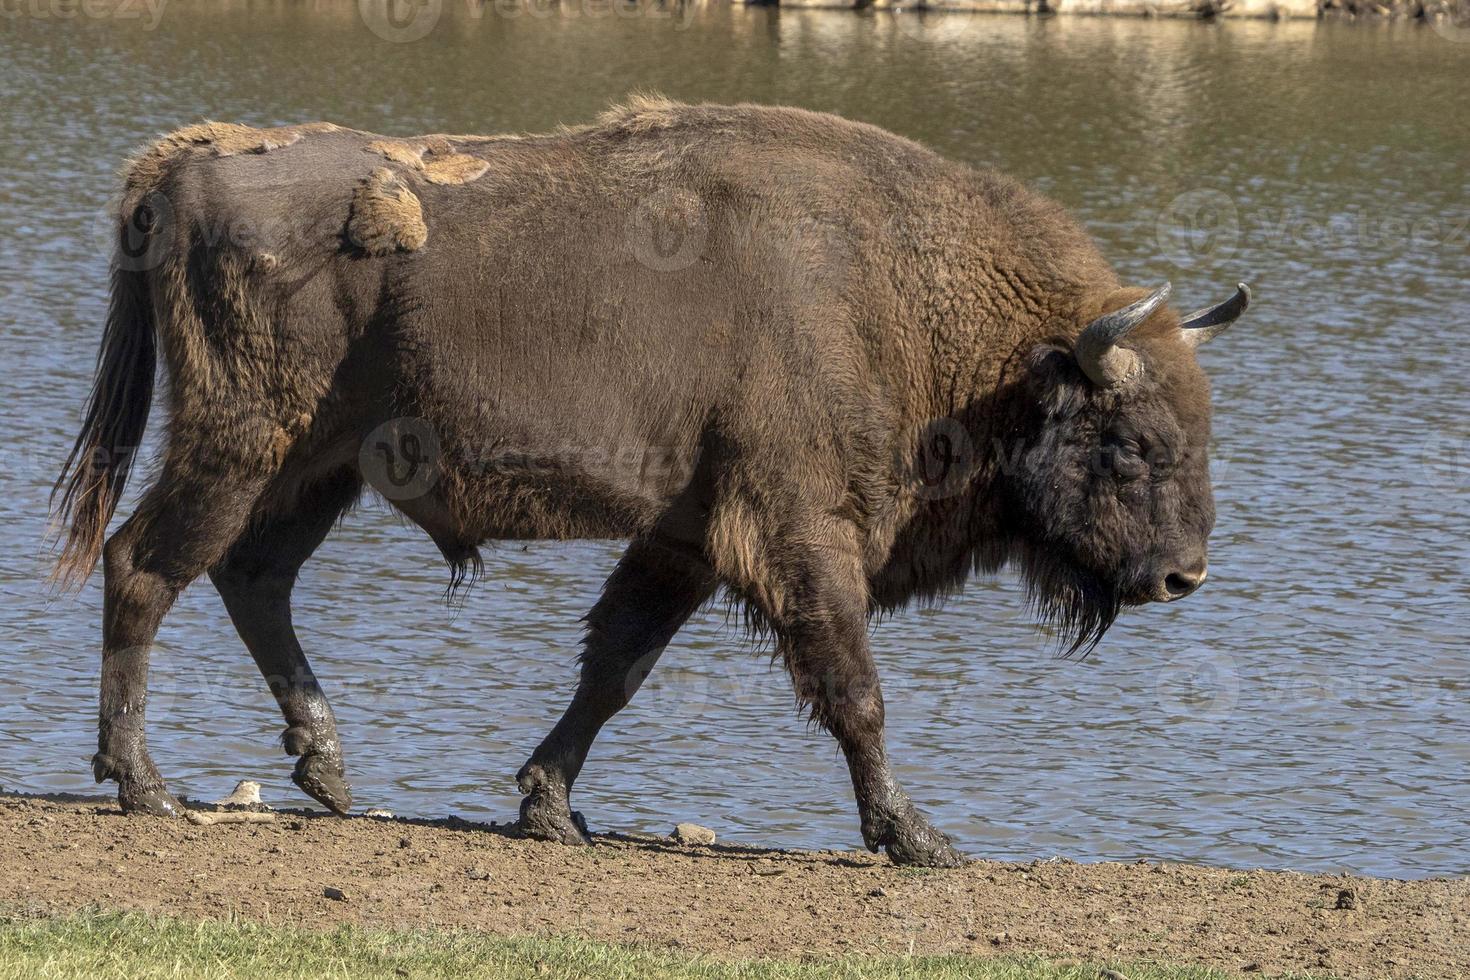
(1, 5), (1466, 879)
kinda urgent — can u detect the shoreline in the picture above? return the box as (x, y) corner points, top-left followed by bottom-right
(4, 792), (1465, 977)
(772, 0), (1461, 20)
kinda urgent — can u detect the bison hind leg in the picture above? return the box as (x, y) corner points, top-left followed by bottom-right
(96, 457), (278, 816)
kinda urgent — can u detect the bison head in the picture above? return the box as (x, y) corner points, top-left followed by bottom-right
(1006, 282), (1250, 654)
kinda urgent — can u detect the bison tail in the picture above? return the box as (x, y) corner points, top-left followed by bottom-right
(49, 255), (157, 590)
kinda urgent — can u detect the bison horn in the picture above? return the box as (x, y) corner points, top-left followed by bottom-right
(1075, 283), (1172, 389)
(1179, 282), (1251, 348)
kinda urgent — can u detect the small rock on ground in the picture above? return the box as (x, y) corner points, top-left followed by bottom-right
(213, 780), (263, 807)
(673, 823), (716, 846)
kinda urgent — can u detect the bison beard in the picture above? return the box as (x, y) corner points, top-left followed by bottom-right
(1017, 542), (1123, 659)
(51, 98), (1244, 867)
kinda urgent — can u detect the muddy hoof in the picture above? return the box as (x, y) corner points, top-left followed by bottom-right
(884, 819), (966, 868)
(96, 752), (182, 818)
(865, 807), (966, 868)
(517, 793), (592, 846)
(117, 782), (183, 818)
(292, 753), (353, 815)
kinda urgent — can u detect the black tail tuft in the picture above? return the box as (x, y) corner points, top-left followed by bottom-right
(50, 259), (156, 590)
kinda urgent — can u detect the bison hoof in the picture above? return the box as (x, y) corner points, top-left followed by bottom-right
(515, 762), (591, 845)
(293, 753), (353, 815)
(885, 826), (967, 868)
(118, 782), (183, 818)
(865, 809), (967, 868)
(518, 794), (592, 846)
(96, 752), (182, 818)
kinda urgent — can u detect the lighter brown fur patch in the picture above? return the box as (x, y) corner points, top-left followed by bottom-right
(707, 496), (784, 619)
(421, 152), (490, 185)
(348, 167), (428, 255)
(367, 139), (426, 167)
(267, 413), (314, 468)
(365, 139), (489, 185)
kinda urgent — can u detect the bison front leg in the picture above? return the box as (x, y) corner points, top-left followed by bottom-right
(764, 528), (966, 868)
(209, 473), (361, 815)
(517, 538), (714, 844)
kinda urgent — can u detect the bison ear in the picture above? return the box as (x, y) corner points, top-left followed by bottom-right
(1025, 343), (1088, 419)
(1025, 342), (1071, 376)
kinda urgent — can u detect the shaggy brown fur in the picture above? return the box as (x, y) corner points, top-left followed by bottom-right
(348, 167), (429, 254)
(52, 96), (1245, 865)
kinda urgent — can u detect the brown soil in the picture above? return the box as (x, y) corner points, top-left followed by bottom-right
(2, 793), (1465, 978)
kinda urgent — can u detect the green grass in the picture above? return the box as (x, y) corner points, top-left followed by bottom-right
(0, 910), (1280, 980)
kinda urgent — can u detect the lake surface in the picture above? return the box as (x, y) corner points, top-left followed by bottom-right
(1, 4), (1467, 880)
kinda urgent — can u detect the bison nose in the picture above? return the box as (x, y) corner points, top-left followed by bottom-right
(1161, 564), (1208, 601)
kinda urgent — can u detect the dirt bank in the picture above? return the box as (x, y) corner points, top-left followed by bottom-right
(2, 793), (1465, 977)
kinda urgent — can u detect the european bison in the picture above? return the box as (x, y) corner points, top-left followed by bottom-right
(54, 98), (1248, 866)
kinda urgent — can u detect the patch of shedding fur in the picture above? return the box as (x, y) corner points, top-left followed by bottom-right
(421, 152), (490, 185)
(348, 167), (428, 254)
(267, 413), (314, 469)
(366, 139), (426, 167)
(365, 139), (490, 185)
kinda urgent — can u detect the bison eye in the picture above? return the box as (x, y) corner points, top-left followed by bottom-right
(1093, 437), (1146, 481)
(1099, 435), (1147, 481)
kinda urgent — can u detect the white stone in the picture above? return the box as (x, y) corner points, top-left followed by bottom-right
(673, 822), (717, 845)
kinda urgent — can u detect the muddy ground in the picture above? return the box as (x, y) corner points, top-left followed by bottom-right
(1, 794), (1465, 978)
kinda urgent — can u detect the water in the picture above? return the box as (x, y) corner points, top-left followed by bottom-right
(2, 4), (1467, 880)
